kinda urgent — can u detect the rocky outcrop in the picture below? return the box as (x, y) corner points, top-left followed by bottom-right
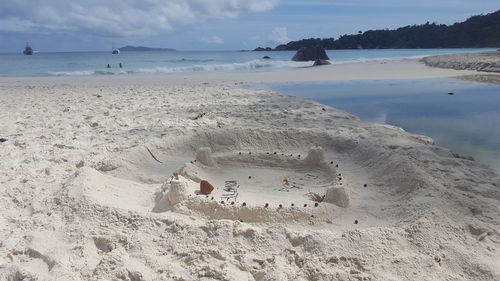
(313, 59), (331, 66)
(421, 52), (500, 73)
(292, 46), (330, 62)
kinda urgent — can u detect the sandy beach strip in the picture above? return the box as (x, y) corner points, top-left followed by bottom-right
(1, 59), (499, 280)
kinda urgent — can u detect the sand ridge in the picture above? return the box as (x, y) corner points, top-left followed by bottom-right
(0, 77), (499, 280)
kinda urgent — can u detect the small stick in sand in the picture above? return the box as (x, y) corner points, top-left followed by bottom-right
(146, 146), (163, 163)
(191, 112), (206, 120)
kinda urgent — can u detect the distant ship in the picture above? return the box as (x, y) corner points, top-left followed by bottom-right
(23, 43), (35, 55)
(112, 45), (120, 54)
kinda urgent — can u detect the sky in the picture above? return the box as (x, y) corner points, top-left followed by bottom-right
(0, 0), (498, 53)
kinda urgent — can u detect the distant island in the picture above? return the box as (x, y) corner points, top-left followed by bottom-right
(119, 45), (176, 52)
(255, 10), (500, 51)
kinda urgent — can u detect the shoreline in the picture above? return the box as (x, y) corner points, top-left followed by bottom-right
(1, 58), (499, 280)
(1, 58), (497, 86)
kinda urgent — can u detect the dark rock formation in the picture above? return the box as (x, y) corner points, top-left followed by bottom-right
(313, 59), (331, 66)
(292, 46), (330, 62)
(262, 56), (271, 59)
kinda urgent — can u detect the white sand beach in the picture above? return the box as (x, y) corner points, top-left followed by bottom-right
(1, 59), (499, 280)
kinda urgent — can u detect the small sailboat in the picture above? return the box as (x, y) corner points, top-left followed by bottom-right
(23, 43), (35, 55)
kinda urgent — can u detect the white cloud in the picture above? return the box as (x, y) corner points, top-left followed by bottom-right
(0, 0), (278, 37)
(268, 27), (289, 44)
(203, 35), (224, 44)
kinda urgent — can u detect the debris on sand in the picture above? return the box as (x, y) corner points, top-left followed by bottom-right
(200, 180), (215, 194)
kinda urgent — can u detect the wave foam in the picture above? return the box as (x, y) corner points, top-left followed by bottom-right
(48, 59), (312, 76)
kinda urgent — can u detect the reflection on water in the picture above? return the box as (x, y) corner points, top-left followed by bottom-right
(247, 79), (500, 171)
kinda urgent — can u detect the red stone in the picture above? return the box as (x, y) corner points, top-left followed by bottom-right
(200, 180), (214, 194)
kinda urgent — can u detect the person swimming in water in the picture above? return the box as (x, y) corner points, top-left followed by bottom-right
(106, 64), (111, 68)
(119, 63), (123, 68)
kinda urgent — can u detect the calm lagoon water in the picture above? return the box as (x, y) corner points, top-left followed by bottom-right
(247, 79), (500, 171)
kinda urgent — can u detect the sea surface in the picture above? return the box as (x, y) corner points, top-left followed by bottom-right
(246, 79), (500, 171)
(0, 48), (496, 77)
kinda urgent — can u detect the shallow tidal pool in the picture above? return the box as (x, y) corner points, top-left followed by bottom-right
(245, 78), (500, 171)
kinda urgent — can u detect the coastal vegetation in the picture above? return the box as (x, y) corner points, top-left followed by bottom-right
(255, 10), (500, 50)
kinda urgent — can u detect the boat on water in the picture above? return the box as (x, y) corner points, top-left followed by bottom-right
(23, 43), (35, 55)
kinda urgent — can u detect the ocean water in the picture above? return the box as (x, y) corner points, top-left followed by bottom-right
(0, 48), (496, 77)
(247, 79), (500, 171)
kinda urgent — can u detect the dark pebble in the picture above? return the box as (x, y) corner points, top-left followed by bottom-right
(354, 220), (358, 224)
(335, 164), (339, 167)
(322, 108), (326, 111)
(248, 176), (252, 179)
(330, 161), (334, 164)
(231, 202), (235, 205)
(242, 202), (247, 206)
(0, 138), (7, 143)
(291, 203), (295, 207)
(278, 204), (283, 209)
(274, 152), (277, 154)
(221, 201), (225, 204)
(239, 152), (242, 155)
(315, 202), (319, 207)
(304, 204), (307, 207)
(265, 203), (269, 208)
(364, 184), (368, 187)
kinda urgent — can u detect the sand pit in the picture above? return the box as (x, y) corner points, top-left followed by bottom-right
(68, 139), (350, 223)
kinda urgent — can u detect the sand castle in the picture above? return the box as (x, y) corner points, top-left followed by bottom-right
(149, 145), (349, 222)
